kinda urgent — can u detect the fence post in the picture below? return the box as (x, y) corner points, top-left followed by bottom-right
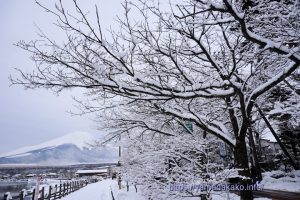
(48, 186), (52, 200)
(59, 184), (62, 198)
(134, 185), (138, 193)
(118, 176), (122, 190)
(65, 182), (68, 195)
(41, 187), (45, 200)
(110, 189), (115, 200)
(54, 185), (57, 199)
(63, 183), (66, 197)
(67, 182), (70, 194)
(19, 190), (24, 200)
(31, 189), (35, 200)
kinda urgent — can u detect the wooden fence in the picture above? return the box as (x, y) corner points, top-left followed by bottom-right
(2, 180), (91, 200)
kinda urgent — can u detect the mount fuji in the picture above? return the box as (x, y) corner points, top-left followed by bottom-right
(0, 131), (118, 165)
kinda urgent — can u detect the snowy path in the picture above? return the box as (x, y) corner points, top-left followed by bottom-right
(60, 179), (145, 200)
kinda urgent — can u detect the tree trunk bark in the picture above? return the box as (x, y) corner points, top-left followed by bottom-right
(248, 126), (262, 181)
(235, 136), (253, 200)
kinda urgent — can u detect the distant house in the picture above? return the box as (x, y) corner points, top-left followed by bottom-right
(47, 173), (59, 178)
(2, 175), (10, 179)
(75, 169), (108, 177)
(26, 174), (36, 178)
(257, 138), (282, 170)
(12, 174), (22, 178)
(260, 138), (281, 154)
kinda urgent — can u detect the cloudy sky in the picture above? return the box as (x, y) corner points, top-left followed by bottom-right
(0, 0), (123, 154)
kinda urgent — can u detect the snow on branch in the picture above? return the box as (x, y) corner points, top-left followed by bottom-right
(159, 105), (236, 147)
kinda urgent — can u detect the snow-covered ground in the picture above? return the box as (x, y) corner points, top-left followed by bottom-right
(56, 170), (300, 200)
(59, 179), (220, 200)
(3, 170), (300, 200)
(57, 179), (278, 200)
(60, 179), (144, 200)
(261, 170), (300, 192)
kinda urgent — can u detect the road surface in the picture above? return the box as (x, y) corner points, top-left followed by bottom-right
(253, 189), (300, 200)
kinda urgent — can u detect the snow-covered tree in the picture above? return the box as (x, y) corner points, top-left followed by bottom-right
(12, 0), (300, 199)
(117, 124), (230, 200)
(261, 74), (300, 167)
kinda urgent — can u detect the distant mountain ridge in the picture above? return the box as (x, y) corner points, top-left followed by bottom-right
(0, 131), (118, 164)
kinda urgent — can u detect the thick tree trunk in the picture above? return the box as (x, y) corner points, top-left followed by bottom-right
(248, 126), (262, 181)
(235, 136), (253, 200)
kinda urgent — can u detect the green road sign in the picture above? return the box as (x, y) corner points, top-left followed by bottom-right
(185, 123), (193, 132)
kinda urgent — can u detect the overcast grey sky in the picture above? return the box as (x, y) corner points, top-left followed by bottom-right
(0, 0), (123, 154)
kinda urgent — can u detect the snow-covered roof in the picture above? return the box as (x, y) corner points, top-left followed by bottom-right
(47, 173), (58, 176)
(76, 169), (107, 174)
(26, 174), (36, 177)
(98, 166), (110, 169)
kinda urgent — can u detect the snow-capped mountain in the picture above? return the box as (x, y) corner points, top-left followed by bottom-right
(0, 131), (118, 164)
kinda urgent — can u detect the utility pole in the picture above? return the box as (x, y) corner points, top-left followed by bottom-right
(118, 137), (122, 189)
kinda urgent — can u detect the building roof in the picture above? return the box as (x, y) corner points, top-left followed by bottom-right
(75, 169), (107, 174)
(47, 173), (58, 176)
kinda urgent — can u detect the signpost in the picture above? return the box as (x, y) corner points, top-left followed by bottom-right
(185, 123), (193, 133)
(218, 141), (227, 158)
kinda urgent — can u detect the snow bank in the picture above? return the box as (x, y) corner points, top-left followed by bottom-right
(260, 170), (300, 192)
(210, 191), (239, 200)
(211, 192), (271, 200)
